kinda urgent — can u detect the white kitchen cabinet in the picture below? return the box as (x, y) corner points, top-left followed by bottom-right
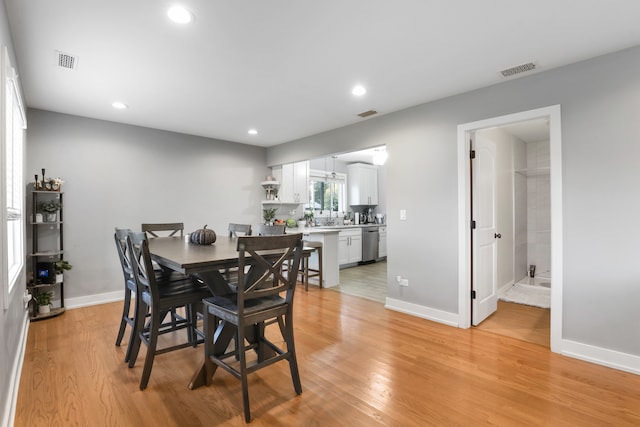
(338, 228), (362, 266)
(347, 163), (378, 205)
(273, 161), (309, 204)
(378, 226), (387, 259)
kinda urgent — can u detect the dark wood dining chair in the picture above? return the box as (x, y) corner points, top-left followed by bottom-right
(222, 223), (253, 285)
(202, 233), (304, 422)
(114, 228), (137, 362)
(141, 222), (184, 238)
(255, 224), (286, 236)
(228, 223), (252, 238)
(141, 222), (186, 325)
(126, 231), (212, 390)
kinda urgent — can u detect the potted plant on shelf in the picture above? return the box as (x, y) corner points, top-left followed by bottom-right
(263, 208), (277, 225)
(34, 291), (52, 314)
(54, 260), (72, 283)
(37, 200), (61, 222)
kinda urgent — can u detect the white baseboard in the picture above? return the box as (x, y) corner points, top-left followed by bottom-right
(385, 298), (459, 327)
(497, 280), (514, 296)
(3, 311), (29, 427)
(65, 290), (123, 309)
(560, 339), (640, 375)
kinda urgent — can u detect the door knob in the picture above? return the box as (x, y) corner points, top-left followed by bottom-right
(494, 233), (502, 239)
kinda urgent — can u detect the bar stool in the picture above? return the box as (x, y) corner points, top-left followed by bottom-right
(300, 240), (323, 291)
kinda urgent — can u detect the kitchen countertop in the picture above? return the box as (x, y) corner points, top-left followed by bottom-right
(312, 223), (385, 230)
(285, 227), (339, 234)
(285, 224), (386, 234)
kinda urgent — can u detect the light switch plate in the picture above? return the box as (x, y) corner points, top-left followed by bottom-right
(400, 209), (407, 220)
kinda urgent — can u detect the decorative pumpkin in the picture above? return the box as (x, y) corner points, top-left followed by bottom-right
(190, 225), (217, 245)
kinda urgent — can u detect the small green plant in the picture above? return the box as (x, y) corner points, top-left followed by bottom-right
(54, 260), (72, 274)
(303, 211), (314, 221)
(263, 208), (278, 223)
(34, 291), (52, 306)
(37, 200), (61, 213)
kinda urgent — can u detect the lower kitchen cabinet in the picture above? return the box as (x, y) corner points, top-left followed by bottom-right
(338, 228), (362, 266)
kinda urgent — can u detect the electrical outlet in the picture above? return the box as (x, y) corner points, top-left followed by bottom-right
(399, 278), (409, 287)
(396, 275), (402, 283)
(400, 209), (407, 221)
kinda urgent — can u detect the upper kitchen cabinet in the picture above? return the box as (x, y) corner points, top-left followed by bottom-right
(272, 161), (309, 204)
(347, 163), (378, 206)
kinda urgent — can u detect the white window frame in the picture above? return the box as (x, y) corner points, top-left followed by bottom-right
(2, 46), (27, 310)
(307, 169), (347, 217)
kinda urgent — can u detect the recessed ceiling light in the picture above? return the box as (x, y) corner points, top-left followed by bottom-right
(112, 101), (128, 109)
(352, 85), (366, 96)
(248, 129), (258, 135)
(167, 5), (194, 24)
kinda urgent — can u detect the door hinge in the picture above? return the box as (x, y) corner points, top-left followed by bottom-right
(470, 220), (476, 229)
(471, 290), (476, 299)
(470, 150), (476, 159)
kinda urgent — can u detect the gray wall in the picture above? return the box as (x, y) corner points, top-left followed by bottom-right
(268, 46), (640, 358)
(26, 110), (268, 300)
(0, 0), (29, 423)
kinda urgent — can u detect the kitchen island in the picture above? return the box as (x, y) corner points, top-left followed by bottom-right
(286, 227), (339, 287)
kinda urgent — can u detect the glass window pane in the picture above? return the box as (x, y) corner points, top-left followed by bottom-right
(5, 74), (25, 291)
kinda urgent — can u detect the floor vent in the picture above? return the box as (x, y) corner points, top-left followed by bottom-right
(357, 110), (378, 118)
(500, 62), (535, 77)
(56, 51), (78, 70)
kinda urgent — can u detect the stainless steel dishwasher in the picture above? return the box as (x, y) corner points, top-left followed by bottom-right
(360, 227), (379, 264)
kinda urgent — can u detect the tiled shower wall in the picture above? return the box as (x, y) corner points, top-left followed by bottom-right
(513, 139), (551, 281)
(526, 140), (551, 279)
(513, 140), (528, 282)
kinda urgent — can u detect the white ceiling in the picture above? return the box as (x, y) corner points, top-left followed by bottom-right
(6, 1), (640, 147)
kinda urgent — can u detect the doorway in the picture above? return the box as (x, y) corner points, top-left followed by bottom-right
(457, 105), (563, 353)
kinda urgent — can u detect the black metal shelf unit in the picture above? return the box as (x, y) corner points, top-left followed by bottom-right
(28, 190), (65, 321)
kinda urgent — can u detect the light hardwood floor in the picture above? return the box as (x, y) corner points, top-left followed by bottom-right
(16, 287), (640, 426)
(475, 300), (551, 347)
(332, 260), (387, 303)
(336, 262), (551, 348)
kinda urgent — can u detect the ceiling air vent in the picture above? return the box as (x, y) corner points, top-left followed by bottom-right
(56, 51), (78, 70)
(500, 62), (535, 77)
(357, 110), (378, 118)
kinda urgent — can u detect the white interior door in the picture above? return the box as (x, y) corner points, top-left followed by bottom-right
(472, 134), (498, 325)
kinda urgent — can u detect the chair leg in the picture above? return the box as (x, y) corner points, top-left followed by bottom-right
(116, 288), (131, 347)
(203, 310), (219, 386)
(127, 297), (147, 368)
(187, 303), (200, 346)
(317, 246), (323, 288)
(139, 305), (160, 390)
(284, 312), (302, 394)
(123, 291), (139, 363)
(304, 256), (309, 291)
(237, 322), (252, 423)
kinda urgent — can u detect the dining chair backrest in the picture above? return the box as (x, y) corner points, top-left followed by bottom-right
(236, 233), (303, 306)
(127, 231), (157, 298)
(141, 222), (184, 238)
(228, 223), (252, 238)
(255, 224), (286, 236)
(114, 228), (134, 281)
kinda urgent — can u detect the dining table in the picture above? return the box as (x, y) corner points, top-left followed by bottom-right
(147, 234), (306, 389)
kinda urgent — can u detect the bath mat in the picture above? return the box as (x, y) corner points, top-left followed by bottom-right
(499, 283), (550, 309)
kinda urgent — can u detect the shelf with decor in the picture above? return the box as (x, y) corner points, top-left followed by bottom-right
(28, 173), (70, 321)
